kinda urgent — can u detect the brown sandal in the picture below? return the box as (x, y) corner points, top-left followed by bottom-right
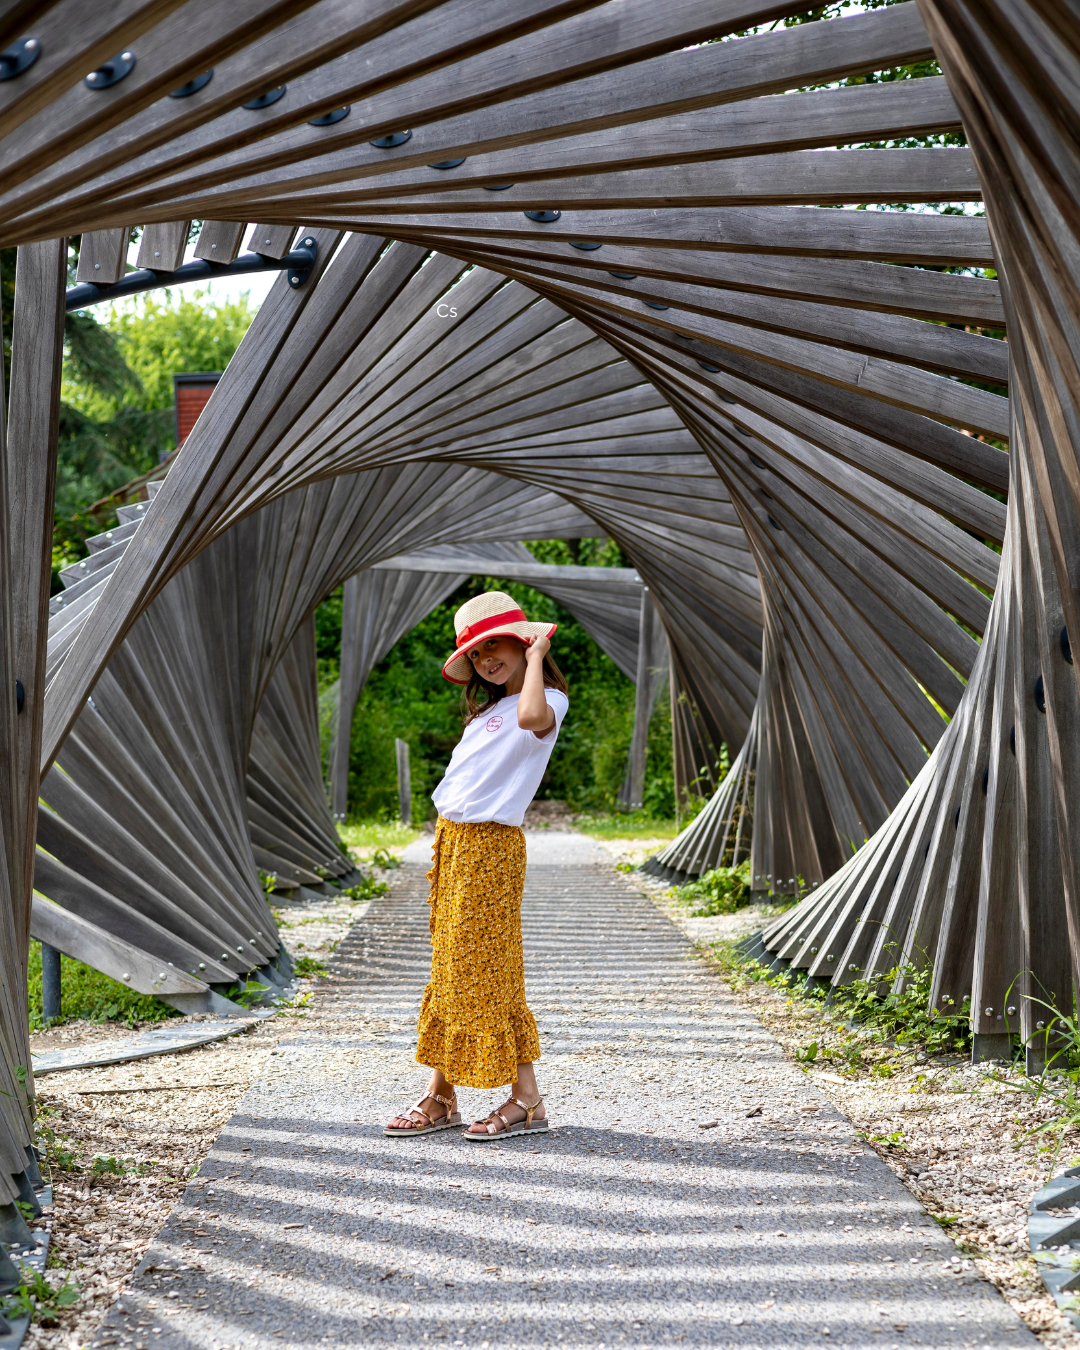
(383, 1091), (462, 1136)
(465, 1093), (549, 1141)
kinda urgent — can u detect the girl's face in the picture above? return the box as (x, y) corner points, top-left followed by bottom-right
(467, 635), (526, 685)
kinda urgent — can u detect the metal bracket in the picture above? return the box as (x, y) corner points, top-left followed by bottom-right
(309, 105), (350, 126)
(170, 70), (213, 98)
(243, 85), (286, 110)
(85, 51), (135, 90)
(0, 37), (40, 81)
(287, 236), (318, 288)
(370, 130), (412, 147)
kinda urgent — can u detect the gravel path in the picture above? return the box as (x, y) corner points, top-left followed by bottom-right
(92, 834), (1036, 1350)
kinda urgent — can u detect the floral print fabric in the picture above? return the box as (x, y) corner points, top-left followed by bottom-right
(416, 815), (540, 1088)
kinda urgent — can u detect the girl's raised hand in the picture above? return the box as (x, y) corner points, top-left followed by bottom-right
(526, 633), (551, 662)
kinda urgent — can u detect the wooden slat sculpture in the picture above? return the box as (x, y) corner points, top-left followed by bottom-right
(245, 616), (354, 890)
(38, 465), (602, 1009)
(0, 2), (1069, 1206)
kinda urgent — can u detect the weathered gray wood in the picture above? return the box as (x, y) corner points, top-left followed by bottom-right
(619, 589), (667, 810)
(75, 227), (129, 283)
(193, 220), (246, 264)
(9, 0), (1080, 1093)
(30, 895), (208, 997)
(395, 738), (411, 825)
(247, 224), (296, 259)
(136, 220), (189, 271)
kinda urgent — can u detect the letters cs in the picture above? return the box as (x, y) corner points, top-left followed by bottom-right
(436, 302), (457, 318)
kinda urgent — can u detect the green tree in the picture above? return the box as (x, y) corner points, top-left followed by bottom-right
(317, 546), (674, 821)
(64, 289), (254, 422)
(54, 289), (256, 574)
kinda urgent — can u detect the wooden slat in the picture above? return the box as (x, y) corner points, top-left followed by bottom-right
(75, 227), (129, 283)
(136, 219), (189, 270)
(192, 219), (246, 264)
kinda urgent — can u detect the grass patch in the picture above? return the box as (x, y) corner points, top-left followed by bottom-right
(337, 820), (421, 853)
(710, 938), (972, 1068)
(572, 812), (679, 840)
(28, 942), (178, 1031)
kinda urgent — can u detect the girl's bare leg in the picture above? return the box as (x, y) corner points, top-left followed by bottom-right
(386, 1068), (456, 1130)
(466, 1062), (546, 1134)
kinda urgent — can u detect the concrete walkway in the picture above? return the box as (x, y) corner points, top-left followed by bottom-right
(93, 834), (1036, 1350)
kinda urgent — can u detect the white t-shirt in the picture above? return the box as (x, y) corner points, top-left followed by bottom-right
(432, 689), (569, 827)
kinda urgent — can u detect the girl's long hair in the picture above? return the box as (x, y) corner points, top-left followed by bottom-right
(462, 643), (568, 724)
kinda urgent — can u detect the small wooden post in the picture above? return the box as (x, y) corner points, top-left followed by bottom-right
(395, 738), (412, 825)
(621, 589), (668, 810)
(40, 943), (60, 1023)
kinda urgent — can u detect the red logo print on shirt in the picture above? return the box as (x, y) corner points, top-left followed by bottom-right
(485, 715), (504, 732)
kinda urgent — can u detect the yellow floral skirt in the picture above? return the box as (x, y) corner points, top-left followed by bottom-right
(416, 816), (540, 1088)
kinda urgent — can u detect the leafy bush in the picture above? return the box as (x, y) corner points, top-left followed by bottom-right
(670, 861), (752, 915)
(829, 961), (971, 1058)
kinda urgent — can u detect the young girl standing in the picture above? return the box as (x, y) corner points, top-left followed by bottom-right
(385, 591), (568, 1141)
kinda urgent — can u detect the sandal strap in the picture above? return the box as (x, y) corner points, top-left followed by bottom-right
(511, 1093), (543, 1127)
(404, 1091), (456, 1128)
(470, 1092), (545, 1135)
(406, 1103), (433, 1127)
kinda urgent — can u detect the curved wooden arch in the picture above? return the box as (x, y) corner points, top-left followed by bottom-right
(0, 0), (1070, 1208)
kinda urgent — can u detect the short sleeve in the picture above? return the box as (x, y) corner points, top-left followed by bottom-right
(542, 689), (569, 736)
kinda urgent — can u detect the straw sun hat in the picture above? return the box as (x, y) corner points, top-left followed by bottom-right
(441, 590), (557, 684)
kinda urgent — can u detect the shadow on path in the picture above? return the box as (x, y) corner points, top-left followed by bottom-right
(92, 840), (1035, 1350)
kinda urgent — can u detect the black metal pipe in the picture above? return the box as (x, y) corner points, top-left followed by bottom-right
(40, 942), (61, 1022)
(65, 237), (318, 312)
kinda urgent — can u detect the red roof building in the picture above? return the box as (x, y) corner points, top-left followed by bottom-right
(172, 372), (222, 451)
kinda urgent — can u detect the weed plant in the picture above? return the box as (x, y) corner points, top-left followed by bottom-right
(1, 1270), (79, 1325)
(669, 861), (752, 916)
(293, 956), (329, 978)
(983, 1000), (1080, 1174)
(340, 873), (390, 902)
(712, 938), (972, 1066)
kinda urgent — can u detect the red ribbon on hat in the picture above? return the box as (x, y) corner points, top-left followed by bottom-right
(457, 607), (527, 647)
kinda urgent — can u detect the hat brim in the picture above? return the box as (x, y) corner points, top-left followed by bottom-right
(442, 621), (557, 684)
